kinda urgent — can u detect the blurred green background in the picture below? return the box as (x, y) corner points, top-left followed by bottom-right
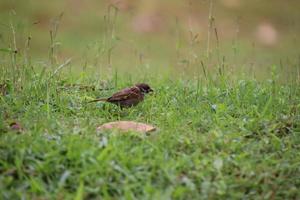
(1, 0), (300, 78)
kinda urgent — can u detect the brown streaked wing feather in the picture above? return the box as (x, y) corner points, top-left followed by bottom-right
(107, 86), (142, 102)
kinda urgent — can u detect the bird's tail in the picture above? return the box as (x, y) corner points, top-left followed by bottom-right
(87, 98), (108, 103)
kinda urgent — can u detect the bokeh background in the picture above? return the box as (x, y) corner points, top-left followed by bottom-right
(1, 0), (300, 78)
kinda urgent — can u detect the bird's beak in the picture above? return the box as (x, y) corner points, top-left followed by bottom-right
(149, 88), (154, 93)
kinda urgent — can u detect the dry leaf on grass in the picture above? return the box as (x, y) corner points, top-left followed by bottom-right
(0, 82), (8, 96)
(97, 121), (156, 134)
(9, 122), (23, 133)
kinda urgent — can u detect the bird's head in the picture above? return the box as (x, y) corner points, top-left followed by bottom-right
(135, 83), (153, 94)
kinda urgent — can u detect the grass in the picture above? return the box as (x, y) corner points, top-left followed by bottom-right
(0, 68), (300, 199)
(0, 1), (300, 199)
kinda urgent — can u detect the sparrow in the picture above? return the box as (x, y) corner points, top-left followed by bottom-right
(88, 83), (153, 108)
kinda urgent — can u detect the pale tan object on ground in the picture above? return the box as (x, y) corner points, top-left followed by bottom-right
(97, 121), (156, 133)
(256, 22), (278, 46)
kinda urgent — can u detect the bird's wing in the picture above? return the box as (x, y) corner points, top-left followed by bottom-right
(108, 87), (142, 102)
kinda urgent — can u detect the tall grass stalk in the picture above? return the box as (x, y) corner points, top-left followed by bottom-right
(207, 0), (214, 60)
(49, 13), (64, 68)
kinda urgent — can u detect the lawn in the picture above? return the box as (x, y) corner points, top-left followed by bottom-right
(1, 68), (299, 199)
(1, 1), (300, 199)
